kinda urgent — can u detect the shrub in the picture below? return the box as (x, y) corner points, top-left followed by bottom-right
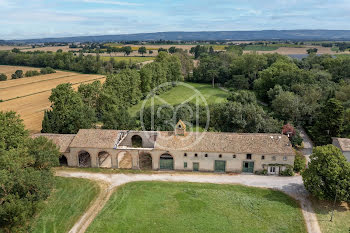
(0, 73), (7, 81)
(25, 70), (40, 77)
(294, 151), (306, 172)
(11, 70), (23, 79)
(280, 167), (294, 176)
(40, 67), (56, 74)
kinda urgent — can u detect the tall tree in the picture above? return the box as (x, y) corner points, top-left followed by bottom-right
(138, 46), (147, 56)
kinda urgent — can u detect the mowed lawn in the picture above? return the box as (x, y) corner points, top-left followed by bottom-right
(129, 82), (229, 116)
(29, 177), (100, 233)
(86, 182), (306, 233)
(311, 198), (350, 233)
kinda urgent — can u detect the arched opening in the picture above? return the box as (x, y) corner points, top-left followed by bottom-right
(131, 135), (143, 148)
(159, 153), (174, 170)
(59, 155), (68, 166)
(139, 153), (152, 170)
(118, 151), (133, 169)
(78, 151), (91, 167)
(98, 151), (112, 168)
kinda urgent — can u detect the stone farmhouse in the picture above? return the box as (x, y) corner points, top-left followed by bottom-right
(33, 120), (295, 175)
(332, 137), (350, 162)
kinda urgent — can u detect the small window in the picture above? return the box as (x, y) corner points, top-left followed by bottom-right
(272, 156), (276, 161)
(205, 154), (208, 157)
(184, 162), (187, 168)
(261, 155), (265, 160)
(219, 154), (222, 158)
(184, 153), (187, 157)
(283, 156), (287, 161)
(246, 154), (252, 160)
(233, 154), (236, 158)
(195, 153), (198, 157)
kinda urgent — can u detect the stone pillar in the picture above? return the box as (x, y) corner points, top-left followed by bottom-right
(90, 151), (98, 168)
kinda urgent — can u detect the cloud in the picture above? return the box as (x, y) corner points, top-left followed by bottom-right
(82, 0), (142, 6)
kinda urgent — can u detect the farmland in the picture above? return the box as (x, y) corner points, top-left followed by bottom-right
(0, 65), (41, 79)
(20, 45), (79, 52)
(100, 56), (154, 63)
(0, 65), (105, 133)
(86, 182), (306, 233)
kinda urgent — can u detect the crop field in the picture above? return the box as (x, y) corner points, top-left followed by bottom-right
(244, 45), (279, 51)
(86, 182), (306, 233)
(128, 82), (229, 116)
(0, 65), (105, 133)
(20, 45), (80, 52)
(0, 65), (41, 79)
(29, 177), (99, 233)
(0, 45), (31, 51)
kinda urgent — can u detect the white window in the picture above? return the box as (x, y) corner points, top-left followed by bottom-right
(269, 166), (276, 173)
(283, 156), (287, 161)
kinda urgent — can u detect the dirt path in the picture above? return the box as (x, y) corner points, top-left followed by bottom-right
(57, 171), (321, 233)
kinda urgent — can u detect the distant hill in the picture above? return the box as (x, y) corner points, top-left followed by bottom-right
(7, 30), (350, 43)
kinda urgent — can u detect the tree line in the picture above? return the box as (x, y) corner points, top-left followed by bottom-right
(41, 52), (189, 133)
(190, 48), (350, 146)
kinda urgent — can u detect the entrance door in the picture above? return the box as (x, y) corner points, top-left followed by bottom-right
(214, 160), (226, 172)
(193, 162), (199, 171)
(243, 161), (254, 173)
(159, 154), (174, 170)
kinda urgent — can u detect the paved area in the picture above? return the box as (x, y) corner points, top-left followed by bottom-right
(299, 128), (314, 164)
(56, 171), (321, 233)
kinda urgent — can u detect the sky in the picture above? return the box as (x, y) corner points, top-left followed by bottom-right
(1, 0), (350, 40)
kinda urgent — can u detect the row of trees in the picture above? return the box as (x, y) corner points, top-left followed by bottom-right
(0, 111), (60, 231)
(41, 52), (187, 133)
(0, 51), (138, 74)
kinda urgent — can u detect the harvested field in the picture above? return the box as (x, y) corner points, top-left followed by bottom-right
(0, 66), (105, 133)
(20, 45), (79, 52)
(244, 46), (350, 55)
(0, 65), (41, 79)
(0, 45), (31, 51)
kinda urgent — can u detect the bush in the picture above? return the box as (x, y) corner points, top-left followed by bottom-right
(255, 169), (268, 175)
(11, 70), (23, 79)
(40, 67), (56, 74)
(25, 70), (40, 77)
(0, 73), (7, 81)
(280, 167), (294, 176)
(294, 151), (306, 172)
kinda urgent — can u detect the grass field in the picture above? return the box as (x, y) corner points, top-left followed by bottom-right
(311, 199), (350, 233)
(86, 182), (306, 233)
(29, 177), (99, 233)
(0, 65), (105, 132)
(100, 56), (155, 63)
(128, 82), (229, 116)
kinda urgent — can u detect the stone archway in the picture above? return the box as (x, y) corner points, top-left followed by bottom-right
(118, 151), (133, 169)
(98, 151), (112, 168)
(139, 153), (152, 170)
(159, 153), (174, 170)
(131, 135), (143, 148)
(78, 151), (91, 167)
(59, 155), (68, 166)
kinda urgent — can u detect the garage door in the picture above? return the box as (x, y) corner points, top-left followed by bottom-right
(214, 160), (226, 172)
(159, 154), (174, 170)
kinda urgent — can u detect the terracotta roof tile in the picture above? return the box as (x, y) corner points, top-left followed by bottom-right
(32, 133), (75, 153)
(69, 129), (121, 149)
(334, 138), (350, 152)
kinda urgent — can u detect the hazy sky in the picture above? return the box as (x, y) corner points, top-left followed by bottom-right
(1, 0), (350, 39)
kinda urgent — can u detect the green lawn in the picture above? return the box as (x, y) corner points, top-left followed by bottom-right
(100, 56), (155, 63)
(86, 182), (306, 233)
(129, 82), (229, 116)
(244, 45), (279, 51)
(311, 198), (350, 233)
(29, 177), (100, 233)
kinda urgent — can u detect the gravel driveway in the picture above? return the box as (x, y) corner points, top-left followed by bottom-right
(56, 171), (321, 233)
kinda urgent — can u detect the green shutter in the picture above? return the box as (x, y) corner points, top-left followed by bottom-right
(193, 162), (199, 171)
(160, 158), (174, 170)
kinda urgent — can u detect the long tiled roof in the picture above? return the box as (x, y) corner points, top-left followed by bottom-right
(333, 138), (350, 152)
(154, 132), (294, 155)
(69, 129), (121, 149)
(32, 133), (75, 153)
